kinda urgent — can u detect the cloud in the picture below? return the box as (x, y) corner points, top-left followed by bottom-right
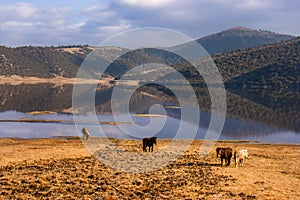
(235, 0), (270, 9)
(0, 2), (36, 21)
(0, 0), (299, 46)
(107, 0), (300, 37)
(119, 0), (176, 8)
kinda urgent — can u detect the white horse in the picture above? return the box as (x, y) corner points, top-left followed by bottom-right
(234, 149), (248, 167)
(82, 127), (90, 140)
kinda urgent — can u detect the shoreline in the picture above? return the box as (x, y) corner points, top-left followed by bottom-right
(0, 136), (298, 145)
(0, 75), (113, 85)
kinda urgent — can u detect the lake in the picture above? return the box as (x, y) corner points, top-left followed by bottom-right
(0, 110), (299, 144)
(0, 83), (299, 143)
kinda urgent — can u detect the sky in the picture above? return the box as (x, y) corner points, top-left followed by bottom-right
(0, 0), (299, 47)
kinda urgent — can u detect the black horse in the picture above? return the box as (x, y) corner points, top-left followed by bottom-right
(142, 137), (157, 152)
(216, 147), (233, 167)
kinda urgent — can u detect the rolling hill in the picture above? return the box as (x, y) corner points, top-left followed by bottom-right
(0, 27), (299, 131)
(0, 45), (90, 78)
(0, 27), (295, 78)
(197, 26), (294, 55)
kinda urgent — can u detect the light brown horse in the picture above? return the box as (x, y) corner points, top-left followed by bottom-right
(82, 127), (90, 140)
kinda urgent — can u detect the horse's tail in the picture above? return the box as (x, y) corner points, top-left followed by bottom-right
(234, 151), (238, 167)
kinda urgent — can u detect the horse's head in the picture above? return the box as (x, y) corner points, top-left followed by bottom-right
(152, 137), (157, 145)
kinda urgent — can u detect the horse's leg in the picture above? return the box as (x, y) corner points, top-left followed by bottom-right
(143, 142), (147, 152)
(227, 157), (231, 167)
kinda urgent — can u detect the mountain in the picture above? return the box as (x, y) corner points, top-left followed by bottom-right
(0, 32), (299, 132)
(0, 45), (91, 78)
(197, 26), (294, 55)
(0, 26), (295, 78)
(215, 36), (300, 84)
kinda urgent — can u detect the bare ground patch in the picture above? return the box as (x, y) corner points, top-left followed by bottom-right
(0, 138), (299, 199)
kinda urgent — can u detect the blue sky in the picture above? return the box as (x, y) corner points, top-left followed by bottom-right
(0, 0), (299, 46)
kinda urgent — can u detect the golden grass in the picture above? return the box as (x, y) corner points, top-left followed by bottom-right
(27, 111), (56, 115)
(165, 106), (181, 109)
(0, 138), (299, 199)
(133, 114), (167, 118)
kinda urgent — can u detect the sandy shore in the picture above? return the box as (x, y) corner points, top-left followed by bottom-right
(0, 75), (113, 85)
(0, 138), (299, 199)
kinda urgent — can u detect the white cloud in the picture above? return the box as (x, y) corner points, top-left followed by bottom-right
(83, 4), (109, 13)
(0, 3), (36, 21)
(120, 0), (176, 7)
(100, 24), (131, 32)
(235, 0), (271, 9)
(0, 0), (299, 46)
(81, 5), (117, 21)
(3, 21), (33, 27)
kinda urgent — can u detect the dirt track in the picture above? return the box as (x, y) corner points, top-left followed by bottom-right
(0, 138), (299, 199)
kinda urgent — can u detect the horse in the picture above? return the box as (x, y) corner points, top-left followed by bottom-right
(142, 137), (157, 152)
(82, 127), (90, 140)
(216, 147), (233, 167)
(234, 149), (248, 167)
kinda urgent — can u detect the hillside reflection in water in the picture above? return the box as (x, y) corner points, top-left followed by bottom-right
(0, 83), (299, 143)
(0, 111), (299, 144)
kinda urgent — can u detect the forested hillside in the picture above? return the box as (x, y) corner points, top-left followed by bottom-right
(197, 26), (294, 54)
(0, 45), (90, 78)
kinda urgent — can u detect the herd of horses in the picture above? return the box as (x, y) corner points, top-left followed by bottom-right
(81, 129), (248, 167)
(142, 137), (248, 167)
(216, 147), (248, 167)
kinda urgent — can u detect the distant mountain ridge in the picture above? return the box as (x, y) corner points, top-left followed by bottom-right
(197, 26), (294, 54)
(0, 28), (299, 132)
(0, 26), (295, 78)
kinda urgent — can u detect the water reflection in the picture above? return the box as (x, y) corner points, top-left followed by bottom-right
(0, 83), (299, 143)
(0, 111), (299, 143)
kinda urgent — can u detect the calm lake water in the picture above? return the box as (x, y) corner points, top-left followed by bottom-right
(0, 111), (299, 144)
(0, 83), (299, 144)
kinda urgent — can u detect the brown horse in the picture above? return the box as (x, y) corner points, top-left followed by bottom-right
(142, 137), (157, 152)
(216, 147), (232, 167)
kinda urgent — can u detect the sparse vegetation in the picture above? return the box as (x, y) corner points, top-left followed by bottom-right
(197, 26), (294, 54)
(0, 138), (299, 199)
(0, 31), (299, 132)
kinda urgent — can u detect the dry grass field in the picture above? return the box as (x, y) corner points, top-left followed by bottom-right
(0, 137), (299, 199)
